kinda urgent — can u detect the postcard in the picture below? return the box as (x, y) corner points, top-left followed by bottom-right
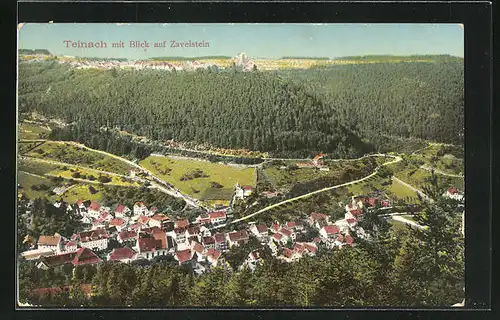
(16, 23), (465, 308)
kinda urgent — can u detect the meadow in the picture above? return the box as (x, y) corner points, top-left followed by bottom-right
(140, 155), (256, 200)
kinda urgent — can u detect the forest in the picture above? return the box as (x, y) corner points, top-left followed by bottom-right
(18, 56), (463, 159)
(18, 184), (464, 307)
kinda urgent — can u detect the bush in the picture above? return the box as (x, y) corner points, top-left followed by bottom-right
(88, 186), (98, 194)
(88, 175), (96, 181)
(98, 176), (112, 183)
(72, 172), (81, 178)
(210, 181), (223, 188)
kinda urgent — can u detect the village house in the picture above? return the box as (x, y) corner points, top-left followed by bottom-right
(190, 241), (206, 263)
(114, 204), (131, 218)
(148, 213), (170, 229)
(208, 210), (227, 225)
(445, 187), (464, 201)
(137, 215), (151, 227)
(37, 235), (62, 254)
(133, 202), (148, 216)
(249, 224), (269, 241)
(175, 219), (190, 229)
(173, 227), (187, 245)
(286, 221), (305, 232)
(75, 199), (89, 215)
(148, 207), (159, 217)
(195, 213), (211, 225)
(308, 212), (330, 229)
(79, 229), (109, 251)
(278, 227), (295, 242)
(87, 201), (102, 217)
(214, 233), (228, 252)
(279, 248), (302, 263)
(270, 232), (287, 246)
(63, 241), (78, 253)
(205, 248), (222, 267)
(227, 230), (249, 248)
(135, 237), (163, 260)
(202, 236), (216, 249)
(118, 229), (138, 245)
(270, 223), (281, 233)
(185, 225), (201, 241)
(319, 225), (340, 248)
(109, 218), (127, 232)
(108, 247), (137, 263)
(199, 226), (212, 238)
(234, 184), (254, 199)
(174, 249), (196, 266)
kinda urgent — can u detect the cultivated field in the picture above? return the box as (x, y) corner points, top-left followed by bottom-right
(140, 155), (255, 201)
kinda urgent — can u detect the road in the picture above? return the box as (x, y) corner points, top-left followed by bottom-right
(391, 176), (434, 203)
(420, 165), (464, 178)
(210, 155), (403, 230)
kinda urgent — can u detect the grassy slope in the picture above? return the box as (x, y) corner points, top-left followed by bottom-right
(25, 141), (133, 175)
(140, 155), (255, 200)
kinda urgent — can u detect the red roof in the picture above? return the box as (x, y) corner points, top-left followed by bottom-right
(88, 201), (101, 211)
(346, 218), (357, 224)
(175, 249), (193, 263)
(313, 237), (322, 243)
(109, 218), (126, 227)
(228, 230), (249, 242)
(138, 216), (150, 225)
(38, 235), (61, 246)
(65, 241), (77, 247)
(70, 234), (78, 241)
(303, 243), (317, 253)
(138, 237), (162, 252)
(191, 242), (204, 254)
(134, 202), (145, 207)
(115, 204), (127, 213)
(151, 213), (169, 222)
(345, 234), (354, 245)
(364, 197), (377, 207)
(310, 212), (328, 221)
(119, 230), (137, 241)
(203, 236), (215, 245)
(278, 228), (293, 237)
(72, 248), (102, 266)
(79, 229), (109, 242)
(109, 247), (136, 261)
(293, 243), (305, 253)
(242, 185), (253, 191)
(76, 199), (84, 206)
(448, 187), (458, 194)
(322, 225), (340, 235)
(206, 248), (221, 261)
(273, 233), (283, 240)
(381, 200), (390, 207)
(271, 223), (280, 232)
(187, 226), (200, 236)
(175, 219), (189, 229)
(214, 233), (226, 243)
(40, 251), (78, 267)
(350, 209), (363, 216)
(208, 211), (226, 219)
(283, 248), (295, 258)
(286, 221), (296, 229)
(336, 235), (344, 242)
(255, 224), (268, 233)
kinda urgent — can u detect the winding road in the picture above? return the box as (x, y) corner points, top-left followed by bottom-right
(419, 165), (464, 178)
(210, 154), (403, 230)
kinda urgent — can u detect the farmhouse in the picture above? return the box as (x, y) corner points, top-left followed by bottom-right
(208, 210), (227, 224)
(250, 224), (269, 240)
(174, 249), (195, 266)
(205, 248), (222, 267)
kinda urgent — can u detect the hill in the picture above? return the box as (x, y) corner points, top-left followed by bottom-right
(18, 61), (373, 158)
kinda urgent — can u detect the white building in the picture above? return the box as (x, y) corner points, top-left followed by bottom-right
(79, 229), (109, 251)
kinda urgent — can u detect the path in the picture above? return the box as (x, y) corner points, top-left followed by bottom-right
(19, 140), (199, 208)
(420, 165), (464, 178)
(210, 155), (402, 230)
(391, 176), (434, 203)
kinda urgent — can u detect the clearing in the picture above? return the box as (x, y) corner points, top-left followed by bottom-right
(140, 155), (256, 201)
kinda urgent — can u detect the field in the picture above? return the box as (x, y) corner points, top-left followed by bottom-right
(17, 171), (58, 201)
(18, 122), (51, 140)
(24, 141), (134, 175)
(410, 144), (464, 176)
(387, 178), (419, 202)
(140, 155), (256, 200)
(46, 166), (139, 187)
(61, 184), (105, 203)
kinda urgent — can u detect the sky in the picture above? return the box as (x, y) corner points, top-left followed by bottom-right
(18, 23), (464, 59)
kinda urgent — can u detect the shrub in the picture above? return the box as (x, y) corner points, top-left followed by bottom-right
(210, 181), (223, 188)
(72, 172), (81, 178)
(98, 175), (112, 183)
(88, 186), (98, 194)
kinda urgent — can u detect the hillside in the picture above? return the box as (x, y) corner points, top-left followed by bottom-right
(18, 61), (372, 158)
